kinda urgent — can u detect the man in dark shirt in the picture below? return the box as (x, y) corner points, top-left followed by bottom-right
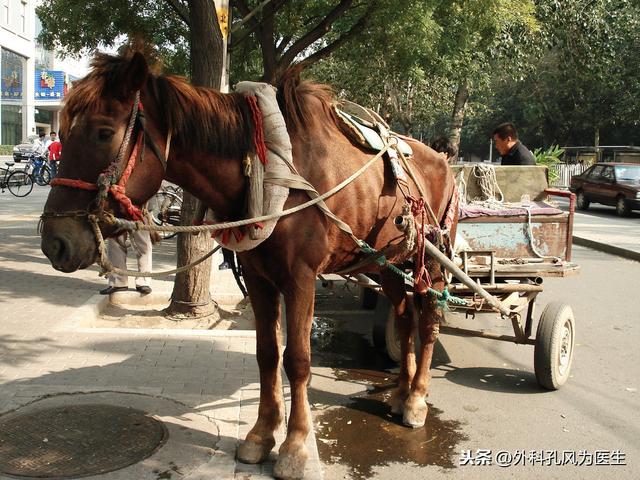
(492, 122), (536, 166)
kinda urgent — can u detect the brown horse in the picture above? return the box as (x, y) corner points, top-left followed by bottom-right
(40, 51), (457, 479)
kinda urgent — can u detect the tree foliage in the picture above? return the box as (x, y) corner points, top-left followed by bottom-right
(37, 0), (640, 155)
(461, 0), (640, 156)
(37, 0), (190, 74)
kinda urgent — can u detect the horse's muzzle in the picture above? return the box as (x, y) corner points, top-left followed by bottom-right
(41, 218), (97, 272)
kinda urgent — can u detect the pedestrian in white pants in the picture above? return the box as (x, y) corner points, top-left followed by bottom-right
(100, 230), (153, 295)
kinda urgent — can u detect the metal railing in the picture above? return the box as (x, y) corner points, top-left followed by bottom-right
(550, 163), (588, 189)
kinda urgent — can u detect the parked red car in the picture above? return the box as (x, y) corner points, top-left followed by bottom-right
(569, 163), (640, 216)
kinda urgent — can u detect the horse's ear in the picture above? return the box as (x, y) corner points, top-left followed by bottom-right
(124, 52), (149, 93)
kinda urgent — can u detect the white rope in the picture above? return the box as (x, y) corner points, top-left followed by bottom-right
(464, 164), (559, 261)
(472, 164), (504, 205)
(93, 143), (392, 279)
(89, 214), (221, 278)
(110, 143), (392, 241)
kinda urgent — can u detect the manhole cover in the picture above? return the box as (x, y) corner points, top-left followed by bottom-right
(0, 404), (168, 478)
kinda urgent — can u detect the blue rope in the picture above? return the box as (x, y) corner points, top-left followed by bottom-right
(357, 240), (467, 309)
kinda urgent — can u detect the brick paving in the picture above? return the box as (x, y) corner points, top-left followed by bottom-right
(0, 187), (322, 479)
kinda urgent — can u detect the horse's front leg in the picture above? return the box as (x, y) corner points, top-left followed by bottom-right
(273, 270), (316, 480)
(237, 270), (284, 464)
(403, 262), (444, 428)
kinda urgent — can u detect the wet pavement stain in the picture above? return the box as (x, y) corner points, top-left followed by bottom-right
(311, 315), (467, 478)
(314, 387), (467, 479)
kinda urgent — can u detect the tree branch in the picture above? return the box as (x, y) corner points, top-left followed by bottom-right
(279, 0), (356, 68)
(275, 34), (292, 55)
(295, 6), (371, 70)
(163, 0), (190, 27)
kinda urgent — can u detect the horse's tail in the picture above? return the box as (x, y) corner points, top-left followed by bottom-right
(276, 64), (336, 135)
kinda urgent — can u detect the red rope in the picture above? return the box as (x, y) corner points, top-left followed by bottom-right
(51, 131), (144, 221)
(408, 196), (431, 295)
(117, 133), (142, 187)
(109, 185), (143, 221)
(246, 95), (268, 165)
(50, 178), (99, 191)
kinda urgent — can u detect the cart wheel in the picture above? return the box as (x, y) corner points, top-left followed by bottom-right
(534, 302), (575, 390)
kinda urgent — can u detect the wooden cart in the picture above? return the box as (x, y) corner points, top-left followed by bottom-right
(363, 166), (580, 390)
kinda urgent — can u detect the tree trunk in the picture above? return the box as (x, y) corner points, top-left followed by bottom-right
(447, 81), (469, 161)
(166, 0), (224, 318)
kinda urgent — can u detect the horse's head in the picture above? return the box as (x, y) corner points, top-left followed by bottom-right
(41, 52), (166, 272)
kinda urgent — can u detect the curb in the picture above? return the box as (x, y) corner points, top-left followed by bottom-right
(73, 327), (256, 337)
(59, 293), (257, 338)
(573, 236), (640, 263)
(63, 294), (110, 329)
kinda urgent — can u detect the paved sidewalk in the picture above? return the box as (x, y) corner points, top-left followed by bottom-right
(555, 197), (640, 261)
(0, 188), (322, 479)
(571, 209), (640, 262)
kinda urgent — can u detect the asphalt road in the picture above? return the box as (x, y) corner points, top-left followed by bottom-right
(308, 246), (640, 479)
(6, 184), (638, 480)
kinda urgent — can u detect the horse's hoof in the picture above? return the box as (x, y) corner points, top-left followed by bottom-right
(273, 447), (308, 480)
(388, 389), (407, 415)
(237, 438), (274, 464)
(402, 396), (428, 428)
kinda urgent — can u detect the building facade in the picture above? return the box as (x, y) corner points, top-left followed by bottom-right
(1, 0), (84, 146)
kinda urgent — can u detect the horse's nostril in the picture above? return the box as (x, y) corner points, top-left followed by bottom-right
(44, 236), (69, 264)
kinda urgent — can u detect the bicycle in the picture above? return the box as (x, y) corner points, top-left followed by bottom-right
(148, 185), (183, 239)
(148, 184), (248, 296)
(25, 154), (51, 186)
(0, 162), (34, 197)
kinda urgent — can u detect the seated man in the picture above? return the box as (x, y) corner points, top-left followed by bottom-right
(492, 122), (536, 166)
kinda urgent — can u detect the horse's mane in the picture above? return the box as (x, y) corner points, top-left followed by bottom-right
(62, 53), (337, 156)
(276, 65), (338, 135)
(62, 53), (254, 158)
(147, 76), (253, 157)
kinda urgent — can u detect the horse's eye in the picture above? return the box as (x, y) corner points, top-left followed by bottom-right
(98, 128), (115, 141)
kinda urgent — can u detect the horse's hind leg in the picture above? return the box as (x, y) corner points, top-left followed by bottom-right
(237, 270), (284, 464)
(403, 261), (444, 428)
(380, 269), (416, 415)
(273, 269), (316, 480)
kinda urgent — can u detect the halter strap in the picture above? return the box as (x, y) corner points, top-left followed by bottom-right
(49, 90), (167, 222)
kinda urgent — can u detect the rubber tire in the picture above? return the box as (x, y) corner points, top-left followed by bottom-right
(534, 302), (576, 390)
(615, 196), (631, 217)
(7, 170), (33, 197)
(372, 300), (416, 364)
(576, 190), (589, 210)
(150, 191), (182, 239)
(372, 295), (401, 362)
(35, 166), (51, 186)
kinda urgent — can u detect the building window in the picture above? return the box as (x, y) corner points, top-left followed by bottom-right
(1, 48), (27, 145)
(21, 1), (27, 32)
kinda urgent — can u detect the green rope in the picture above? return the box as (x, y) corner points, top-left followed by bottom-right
(356, 240), (468, 310)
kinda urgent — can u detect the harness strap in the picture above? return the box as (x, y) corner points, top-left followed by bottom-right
(51, 131), (145, 221)
(139, 106), (168, 170)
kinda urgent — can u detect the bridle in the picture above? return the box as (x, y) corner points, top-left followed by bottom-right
(42, 90), (168, 225)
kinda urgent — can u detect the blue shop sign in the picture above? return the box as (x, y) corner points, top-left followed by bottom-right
(35, 70), (71, 100)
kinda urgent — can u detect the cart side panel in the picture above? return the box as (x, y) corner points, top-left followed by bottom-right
(458, 215), (568, 258)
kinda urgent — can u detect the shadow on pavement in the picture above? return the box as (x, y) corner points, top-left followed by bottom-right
(441, 366), (542, 394)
